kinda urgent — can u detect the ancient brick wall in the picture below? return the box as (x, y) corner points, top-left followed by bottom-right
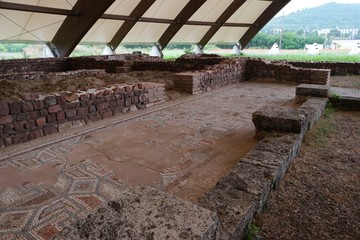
(245, 59), (330, 85)
(0, 83), (165, 147)
(0, 58), (67, 74)
(286, 61), (360, 76)
(174, 59), (247, 94)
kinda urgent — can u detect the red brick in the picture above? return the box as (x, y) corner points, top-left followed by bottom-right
(36, 117), (47, 127)
(101, 111), (113, 119)
(13, 122), (25, 131)
(65, 109), (76, 119)
(47, 114), (57, 123)
(56, 111), (66, 121)
(48, 105), (61, 113)
(33, 100), (44, 110)
(40, 109), (49, 117)
(56, 95), (67, 105)
(3, 124), (14, 134)
(77, 108), (89, 116)
(27, 111), (40, 121)
(22, 101), (34, 112)
(24, 120), (35, 130)
(9, 102), (21, 114)
(28, 129), (44, 140)
(96, 103), (108, 111)
(0, 115), (13, 124)
(44, 124), (58, 135)
(0, 101), (9, 116)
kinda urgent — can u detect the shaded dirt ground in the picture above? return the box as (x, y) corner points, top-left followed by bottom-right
(0, 70), (188, 101)
(254, 110), (360, 240)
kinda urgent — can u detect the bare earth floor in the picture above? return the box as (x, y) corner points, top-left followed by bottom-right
(0, 82), (295, 240)
(255, 110), (360, 240)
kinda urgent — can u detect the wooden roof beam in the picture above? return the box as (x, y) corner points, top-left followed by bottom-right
(108, 0), (156, 51)
(198, 0), (247, 49)
(157, 0), (207, 50)
(50, 0), (115, 57)
(0, 2), (78, 16)
(239, 0), (290, 48)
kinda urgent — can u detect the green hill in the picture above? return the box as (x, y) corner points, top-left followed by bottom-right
(264, 3), (360, 31)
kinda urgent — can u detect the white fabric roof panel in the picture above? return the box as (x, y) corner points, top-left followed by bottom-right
(170, 25), (211, 43)
(209, 27), (249, 44)
(105, 0), (141, 15)
(122, 22), (169, 43)
(82, 20), (124, 43)
(0, 10), (65, 42)
(142, 0), (189, 19)
(189, 0), (233, 22)
(16, 21), (64, 42)
(227, 0), (272, 24)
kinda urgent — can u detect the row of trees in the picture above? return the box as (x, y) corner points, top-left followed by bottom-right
(247, 32), (325, 49)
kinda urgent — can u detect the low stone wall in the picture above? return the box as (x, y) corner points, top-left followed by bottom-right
(245, 59), (330, 85)
(174, 59), (247, 94)
(0, 83), (165, 147)
(287, 61), (360, 76)
(198, 97), (329, 239)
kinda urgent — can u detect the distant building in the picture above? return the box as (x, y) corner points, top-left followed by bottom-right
(332, 40), (360, 49)
(317, 29), (331, 35)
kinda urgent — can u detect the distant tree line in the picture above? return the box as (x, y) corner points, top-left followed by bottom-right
(247, 32), (325, 49)
(0, 43), (28, 52)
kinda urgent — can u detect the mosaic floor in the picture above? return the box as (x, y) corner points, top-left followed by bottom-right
(0, 82), (296, 240)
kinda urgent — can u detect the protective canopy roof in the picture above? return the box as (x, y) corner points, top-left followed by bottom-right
(0, 0), (290, 57)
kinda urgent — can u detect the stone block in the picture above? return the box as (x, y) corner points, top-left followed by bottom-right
(55, 186), (218, 240)
(24, 120), (35, 130)
(96, 103), (108, 111)
(47, 114), (57, 123)
(33, 99), (44, 110)
(101, 110), (113, 119)
(56, 111), (66, 122)
(44, 124), (58, 135)
(77, 108), (89, 116)
(9, 102), (21, 114)
(36, 117), (47, 127)
(13, 122), (25, 132)
(44, 96), (57, 107)
(12, 133), (28, 144)
(56, 95), (67, 105)
(65, 109), (77, 119)
(0, 101), (9, 116)
(198, 185), (257, 240)
(3, 124), (14, 134)
(252, 106), (306, 134)
(48, 104), (62, 113)
(241, 149), (290, 190)
(296, 84), (330, 98)
(27, 111), (40, 121)
(21, 101), (34, 112)
(39, 109), (49, 117)
(16, 113), (26, 121)
(0, 115), (13, 124)
(28, 129), (44, 140)
(299, 98), (328, 130)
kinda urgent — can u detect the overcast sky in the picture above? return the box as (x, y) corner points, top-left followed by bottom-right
(277, 0), (360, 16)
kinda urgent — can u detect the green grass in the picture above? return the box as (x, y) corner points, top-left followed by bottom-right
(304, 104), (336, 149)
(245, 223), (261, 240)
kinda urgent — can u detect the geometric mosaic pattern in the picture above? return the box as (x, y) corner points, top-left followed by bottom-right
(0, 83), (295, 239)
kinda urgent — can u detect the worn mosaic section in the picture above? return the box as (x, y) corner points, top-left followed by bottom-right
(0, 83), (295, 240)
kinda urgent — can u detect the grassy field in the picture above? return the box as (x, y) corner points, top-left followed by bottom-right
(1, 44), (359, 63)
